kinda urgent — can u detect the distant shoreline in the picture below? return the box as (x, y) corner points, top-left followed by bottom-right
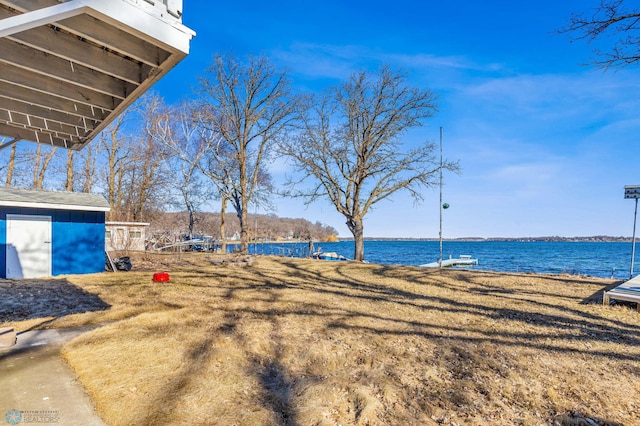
(337, 236), (635, 243)
(233, 236), (635, 244)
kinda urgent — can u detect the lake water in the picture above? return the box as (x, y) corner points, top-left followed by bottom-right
(239, 240), (637, 280)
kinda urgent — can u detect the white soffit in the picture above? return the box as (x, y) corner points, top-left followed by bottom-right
(0, 0), (195, 150)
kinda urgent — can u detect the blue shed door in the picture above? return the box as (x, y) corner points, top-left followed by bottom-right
(6, 214), (52, 279)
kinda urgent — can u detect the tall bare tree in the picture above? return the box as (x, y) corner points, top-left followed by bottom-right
(3, 142), (33, 188)
(196, 120), (274, 252)
(32, 144), (57, 190)
(125, 94), (172, 221)
(0, 139), (15, 186)
(197, 54), (299, 253)
(80, 142), (98, 193)
(561, 0), (640, 69)
(161, 101), (212, 238)
(280, 66), (458, 261)
(100, 113), (131, 219)
(96, 95), (174, 222)
(196, 125), (238, 253)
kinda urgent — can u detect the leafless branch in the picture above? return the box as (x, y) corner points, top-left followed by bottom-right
(279, 66), (458, 261)
(560, 0), (640, 69)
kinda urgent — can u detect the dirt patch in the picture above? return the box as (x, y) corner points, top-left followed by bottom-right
(110, 250), (240, 271)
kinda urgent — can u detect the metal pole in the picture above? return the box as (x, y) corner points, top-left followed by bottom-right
(439, 127), (443, 268)
(631, 197), (638, 279)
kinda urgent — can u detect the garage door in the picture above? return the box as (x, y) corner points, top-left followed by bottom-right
(6, 214), (52, 279)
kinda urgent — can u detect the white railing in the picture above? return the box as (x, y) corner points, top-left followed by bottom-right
(122, 0), (183, 23)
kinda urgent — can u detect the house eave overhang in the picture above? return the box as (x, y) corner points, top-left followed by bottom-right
(0, 199), (110, 212)
(0, 0), (195, 150)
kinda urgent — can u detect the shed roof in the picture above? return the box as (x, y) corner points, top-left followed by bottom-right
(0, 186), (110, 211)
(0, 0), (194, 150)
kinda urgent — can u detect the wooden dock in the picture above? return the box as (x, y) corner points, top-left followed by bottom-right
(420, 255), (478, 268)
(603, 275), (640, 311)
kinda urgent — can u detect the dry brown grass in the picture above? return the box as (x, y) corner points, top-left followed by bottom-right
(3, 252), (639, 425)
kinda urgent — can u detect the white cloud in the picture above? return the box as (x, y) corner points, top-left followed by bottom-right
(272, 43), (373, 81)
(271, 43), (506, 84)
(266, 42), (640, 237)
(383, 52), (504, 73)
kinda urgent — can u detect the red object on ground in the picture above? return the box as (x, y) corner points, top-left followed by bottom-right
(153, 272), (170, 282)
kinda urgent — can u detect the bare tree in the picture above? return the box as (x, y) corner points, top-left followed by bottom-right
(196, 122), (275, 252)
(196, 125), (238, 253)
(100, 113), (131, 219)
(197, 54), (299, 253)
(3, 142), (33, 188)
(0, 139), (15, 186)
(126, 94), (172, 221)
(280, 66), (458, 261)
(79, 142), (98, 193)
(31, 144), (57, 190)
(97, 95), (172, 222)
(561, 0), (640, 69)
(161, 101), (212, 238)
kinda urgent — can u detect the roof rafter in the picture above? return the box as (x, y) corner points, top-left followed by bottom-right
(0, 0), (194, 150)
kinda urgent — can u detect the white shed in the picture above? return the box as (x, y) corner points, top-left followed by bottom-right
(105, 221), (150, 251)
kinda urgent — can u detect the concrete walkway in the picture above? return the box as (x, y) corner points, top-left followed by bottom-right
(0, 326), (106, 426)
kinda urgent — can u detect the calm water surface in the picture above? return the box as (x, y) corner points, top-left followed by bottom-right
(240, 240), (636, 280)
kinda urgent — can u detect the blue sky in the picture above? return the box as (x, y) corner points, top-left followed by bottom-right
(154, 0), (640, 238)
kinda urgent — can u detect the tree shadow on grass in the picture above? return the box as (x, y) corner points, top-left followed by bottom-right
(369, 265), (639, 329)
(136, 326), (219, 425)
(250, 318), (301, 426)
(265, 260), (640, 359)
(0, 278), (110, 323)
(129, 305), (303, 426)
(72, 256), (638, 425)
(551, 411), (624, 426)
(255, 358), (299, 426)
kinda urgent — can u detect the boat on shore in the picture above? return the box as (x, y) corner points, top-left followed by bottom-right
(420, 255), (478, 268)
(312, 250), (347, 261)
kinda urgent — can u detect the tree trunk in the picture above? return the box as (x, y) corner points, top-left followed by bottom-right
(220, 196), (227, 254)
(106, 130), (117, 219)
(186, 199), (194, 238)
(239, 152), (249, 254)
(347, 216), (365, 261)
(82, 144), (96, 193)
(239, 208), (247, 253)
(36, 147), (56, 190)
(33, 144), (41, 189)
(5, 144), (16, 186)
(65, 150), (74, 191)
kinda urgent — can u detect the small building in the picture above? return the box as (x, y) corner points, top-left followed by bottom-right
(105, 222), (150, 251)
(0, 187), (110, 279)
